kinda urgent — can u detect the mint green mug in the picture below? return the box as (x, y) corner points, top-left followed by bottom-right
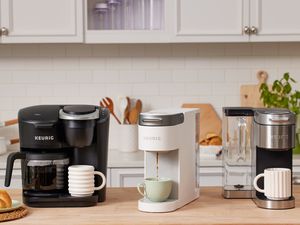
(137, 177), (172, 202)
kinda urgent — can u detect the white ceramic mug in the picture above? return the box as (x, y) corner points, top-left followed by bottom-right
(253, 168), (291, 200)
(68, 165), (106, 197)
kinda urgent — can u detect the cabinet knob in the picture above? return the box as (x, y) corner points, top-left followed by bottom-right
(0, 27), (9, 36)
(250, 26), (258, 35)
(244, 26), (250, 35)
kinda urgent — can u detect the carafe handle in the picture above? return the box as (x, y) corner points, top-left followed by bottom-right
(5, 152), (25, 187)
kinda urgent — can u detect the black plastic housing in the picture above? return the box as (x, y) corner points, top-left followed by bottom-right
(6, 105), (110, 207)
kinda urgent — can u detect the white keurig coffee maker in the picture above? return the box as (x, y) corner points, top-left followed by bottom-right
(137, 108), (200, 212)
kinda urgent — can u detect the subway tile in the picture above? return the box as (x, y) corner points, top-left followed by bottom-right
(0, 111), (18, 121)
(198, 69), (225, 82)
(0, 45), (12, 57)
(39, 71), (66, 83)
(53, 57), (80, 70)
(279, 43), (300, 56)
(159, 57), (185, 69)
(172, 44), (198, 57)
(185, 83), (212, 96)
(0, 84), (26, 97)
(66, 44), (92, 57)
(106, 84), (133, 96)
(12, 71), (40, 83)
(224, 95), (240, 106)
(107, 57), (132, 69)
(119, 44), (145, 57)
(40, 97), (68, 104)
(12, 44), (39, 57)
(211, 56), (238, 69)
(66, 71), (93, 83)
(0, 58), (26, 70)
(159, 83), (185, 96)
(143, 96), (172, 109)
(237, 56), (266, 69)
(23, 58), (52, 70)
(93, 70), (119, 83)
(39, 44), (66, 57)
(0, 97), (13, 110)
(133, 84), (159, 96)
(27, 84), (53, 97)
(0, 71), (12, 83)
(119, 71), (146, 83)
(225, 43), (252, 56)
(79, 84), (107, 97)
(66, 96), (100, 105)
(173, 70), (198, 82)
(265, 56), (292, 69)
(212, 83), (239, 96)
(146, 70), (172, 83)
(185, 57), (211, 69)
(52, 84), (79, 97)
(12, 97), (40, 109)
(252, 43), (279, 56)
(92, 44), (119, 57)
(198, 44), (225, 56)
(224, 69), (252, 83)
(79, 57), (106, 69)
(144, 44), (172, 57)
(132, 57), (159, 70)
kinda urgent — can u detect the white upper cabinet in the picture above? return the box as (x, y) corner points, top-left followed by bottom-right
(249, 0), (300, 41)
(173, 0), (250, 42)
(84, 0), (173, 43)
(0, 0), (83, 43)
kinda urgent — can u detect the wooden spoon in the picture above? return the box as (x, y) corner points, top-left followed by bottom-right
(125, 97), (131, 124)
(128, 99), (142, 125)
(119, 97), (129, 124)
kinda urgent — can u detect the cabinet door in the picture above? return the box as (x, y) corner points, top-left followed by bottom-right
(174, 0), (250, 42)
(250, 0), (300, 41)
(0, 0), (83, 43)
(84, 0), (173, 43)
(110, 168), (144, 187)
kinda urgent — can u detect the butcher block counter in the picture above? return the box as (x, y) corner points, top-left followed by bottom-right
(6, 187), (300, 225)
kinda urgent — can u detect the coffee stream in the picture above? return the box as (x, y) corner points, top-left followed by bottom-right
(156, 152), (159, 180)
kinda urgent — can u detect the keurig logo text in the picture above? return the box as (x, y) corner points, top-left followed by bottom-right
(34, 136), (54, 141)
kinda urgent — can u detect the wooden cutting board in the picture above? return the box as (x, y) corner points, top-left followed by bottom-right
(182, 103), (221, 142)
(240, 70), (269, 107)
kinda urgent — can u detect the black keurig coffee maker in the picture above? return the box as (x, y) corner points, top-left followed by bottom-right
(252, 108), (295, 209)
(5, 105), (109, 207)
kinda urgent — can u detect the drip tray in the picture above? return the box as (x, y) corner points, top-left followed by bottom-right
(23, 193), (98, 207)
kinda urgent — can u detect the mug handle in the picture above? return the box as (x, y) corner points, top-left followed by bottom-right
(253, 173), (265, 193)
(94, 171), (106, 191)
(137, 183), (146, 197)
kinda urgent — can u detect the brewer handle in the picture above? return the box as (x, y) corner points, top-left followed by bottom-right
(5, 152), (26, 187)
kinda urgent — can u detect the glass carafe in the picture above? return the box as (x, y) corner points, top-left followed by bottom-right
(222, 107), (253, 198)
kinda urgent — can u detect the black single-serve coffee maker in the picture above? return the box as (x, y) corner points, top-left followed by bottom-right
(4, 105), (109, 207)
(252, 108), (295, 209)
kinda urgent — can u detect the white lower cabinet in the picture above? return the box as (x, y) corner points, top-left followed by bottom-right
(199, 167), (222, 187)
(110, 168), (144, 187)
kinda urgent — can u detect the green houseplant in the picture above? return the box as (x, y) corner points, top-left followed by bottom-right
(260, 72), (300, 153)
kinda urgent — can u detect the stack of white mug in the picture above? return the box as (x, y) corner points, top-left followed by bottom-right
(68, 165), (106, 197)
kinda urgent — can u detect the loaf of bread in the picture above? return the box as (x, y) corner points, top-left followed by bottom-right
(0, 190), (12, 208)
(200, 132), (222, 146)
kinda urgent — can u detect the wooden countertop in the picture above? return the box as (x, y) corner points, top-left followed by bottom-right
(5, 187), (300, 225)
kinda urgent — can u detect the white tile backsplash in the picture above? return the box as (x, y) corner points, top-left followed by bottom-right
(0, 43), (300, 149)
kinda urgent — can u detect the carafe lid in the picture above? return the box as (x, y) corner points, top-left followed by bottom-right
(59, 105), (99, 120)
(254, 108), (295, 125)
